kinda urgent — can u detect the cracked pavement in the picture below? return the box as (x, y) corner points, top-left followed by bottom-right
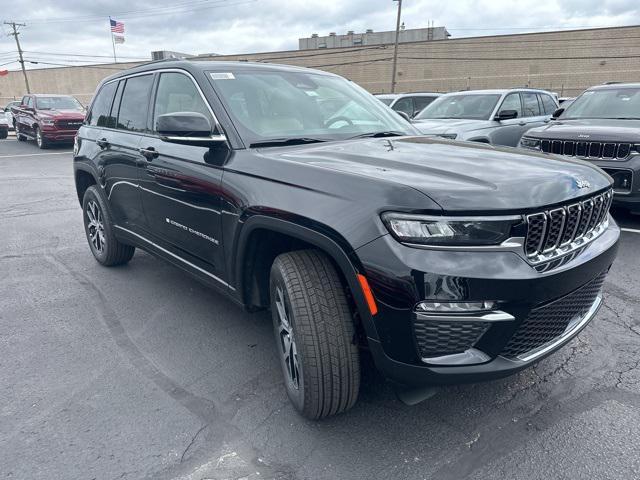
(1, 137), (640, 479)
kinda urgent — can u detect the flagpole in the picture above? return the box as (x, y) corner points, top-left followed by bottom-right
(109, 16), (117, 63)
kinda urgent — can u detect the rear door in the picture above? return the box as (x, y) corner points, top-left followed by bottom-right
(94, 75), (153, 229)
(138, 70), (226, 282)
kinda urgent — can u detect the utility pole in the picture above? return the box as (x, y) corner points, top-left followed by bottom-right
(4, 21), (30, 93)
(390, 0), (403, 93)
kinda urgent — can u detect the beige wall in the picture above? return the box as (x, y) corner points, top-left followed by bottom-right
(2, 25), (639, 105)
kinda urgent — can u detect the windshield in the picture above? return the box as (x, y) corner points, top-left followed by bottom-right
(414, 94), (501, 120)
(561, 87), (640, 119)
(208, 70), (417, 145)
(35, 96), (83, 111)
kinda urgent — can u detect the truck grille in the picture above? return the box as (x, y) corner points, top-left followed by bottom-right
(524, 190), (612, 261)
(501, 271), (606, 359)
(55, 119), (83, 129)
(540, 139), (633, 160)
(413, 319), (490, 359)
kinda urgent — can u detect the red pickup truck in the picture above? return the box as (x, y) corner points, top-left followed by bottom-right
(12, 94), (85, 149)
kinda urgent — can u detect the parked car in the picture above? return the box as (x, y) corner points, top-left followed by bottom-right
(74, 61), (618, 419)
(0, 115), (8, 139)
(4, 100), (20, 131)
(520, 82), (640, 213)
(375, 92), (441, 118)
(412, 88), (558, 146)
(558, 96), (575, 105)
(12, 94), (85, 148)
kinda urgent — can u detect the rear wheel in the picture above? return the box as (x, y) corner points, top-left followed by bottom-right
(270, 249), (360, 419)
(0, 129), (7, 140)
(82, 185), (135, 266)
(15, 123), (26, 141)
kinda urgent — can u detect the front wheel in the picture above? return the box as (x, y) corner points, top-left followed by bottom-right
(82, 185), (135, 266)
(270, 249), (360, 419)
(35, 127), (47, 149)
(15, 123), (26, 141)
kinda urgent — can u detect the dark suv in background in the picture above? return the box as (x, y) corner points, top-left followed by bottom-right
(74, 61), (619, 419)
(520, 83), (640, 213)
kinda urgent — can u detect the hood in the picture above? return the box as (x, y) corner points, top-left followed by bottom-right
(37, 109), (85, 119)
(525, 118), (640, 142)
(261, 137), (611, 213)
(411, 118), (489, 135)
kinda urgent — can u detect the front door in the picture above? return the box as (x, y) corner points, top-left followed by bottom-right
(490, 92), (526, 146)
(138, 71), (226, 281)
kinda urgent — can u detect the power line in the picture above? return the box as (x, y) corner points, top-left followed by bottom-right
(23, 50), (148, 60)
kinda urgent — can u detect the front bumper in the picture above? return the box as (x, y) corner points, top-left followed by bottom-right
(356, 220), (619, 386)
(41, 127), (80, 142)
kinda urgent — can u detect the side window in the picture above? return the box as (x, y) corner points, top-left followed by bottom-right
(21, 96), (29, 106)
(25, 97), (33, 108)
(392, 97), (414, 116)
(522, 92), (542, 117)
(107, 80), (125, 129)
(116, 75), (154, 132)
(540, 94), (557, 115)
(87, 82), (117, 127)
(499, 93), (522, 117)
(152, 72), (212, 131)
(412, 96), (437, 114)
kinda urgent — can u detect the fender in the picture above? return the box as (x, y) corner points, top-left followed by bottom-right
(233, 214), (380, 341)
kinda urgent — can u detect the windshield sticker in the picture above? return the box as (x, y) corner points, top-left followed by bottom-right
(210, 72), (235, 80)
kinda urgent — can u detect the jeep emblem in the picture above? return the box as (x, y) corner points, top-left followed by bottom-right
(575, 178), (591, 189)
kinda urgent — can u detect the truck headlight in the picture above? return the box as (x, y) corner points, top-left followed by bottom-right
(40, 119), (55, 126)
(520, 137), (541, 150)
(381, 213), (521, 246)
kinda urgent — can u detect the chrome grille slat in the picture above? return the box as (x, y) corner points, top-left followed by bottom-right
(524, 190), (612, 267)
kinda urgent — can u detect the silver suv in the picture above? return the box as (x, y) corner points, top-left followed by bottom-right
(412, 88), (558, 146)
(375, 92), (441, 119)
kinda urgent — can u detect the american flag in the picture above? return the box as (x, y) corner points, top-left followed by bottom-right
(110, 19), (125, 34)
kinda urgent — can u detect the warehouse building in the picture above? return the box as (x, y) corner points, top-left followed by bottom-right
(298, 26), (450, 49)
(1, 25), (639, 105)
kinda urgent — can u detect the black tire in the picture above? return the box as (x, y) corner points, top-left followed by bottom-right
(82, 185), (135, 266)
(15, 123), (26, 141)
(35, 126), (48, 149)
(270, 249), (360, 419)
(0, 129), (7, 140)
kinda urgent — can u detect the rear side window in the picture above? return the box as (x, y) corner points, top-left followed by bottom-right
(392, 97), (414, 116)
(540, 94), (557, 115)
(499, 93), (522, 117)
(522, 92), (542, 117)
(115, 75), (154, 132)
(412, 96), (437, 114)
(87, 82), (117, 127)
(152, 72), (212, 131)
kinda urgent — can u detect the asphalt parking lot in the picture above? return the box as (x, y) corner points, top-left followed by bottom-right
(1, 135), (640, 480)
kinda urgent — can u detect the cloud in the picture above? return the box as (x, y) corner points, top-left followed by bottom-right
(0, 0), (638, 69)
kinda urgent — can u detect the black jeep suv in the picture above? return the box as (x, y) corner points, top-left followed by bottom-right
(520, 83), (640, 213)
(73, 61), (619, 419)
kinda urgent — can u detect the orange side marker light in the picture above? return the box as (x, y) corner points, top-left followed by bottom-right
(357, 273), (378, 316)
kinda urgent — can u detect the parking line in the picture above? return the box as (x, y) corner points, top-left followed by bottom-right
(0, 151), (72, 158)
(621, 227), (640, 234)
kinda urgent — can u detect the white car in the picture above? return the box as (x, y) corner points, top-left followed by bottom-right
(375, 92), (441, 119)
(412, 88), (558, 146)
(3, 101), (20, 131)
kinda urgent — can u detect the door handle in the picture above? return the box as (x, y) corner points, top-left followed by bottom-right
(518, 122), (527, 126)
(96, 138), (109, 149)
(139, 147), (159, 161)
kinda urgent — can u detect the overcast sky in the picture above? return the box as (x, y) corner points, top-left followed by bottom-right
(1, 0), (638, 69)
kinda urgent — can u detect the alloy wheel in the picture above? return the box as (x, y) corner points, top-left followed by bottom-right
(36, 129), (43, 148)
(275, 285), (300, 389)
(86, 200), (106, 254)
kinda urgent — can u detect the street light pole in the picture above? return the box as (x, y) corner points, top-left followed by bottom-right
(4, 21), (30, 94)
(390, 0), (402, 93)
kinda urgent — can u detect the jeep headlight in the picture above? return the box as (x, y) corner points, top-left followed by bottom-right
(520, 137), (541, 150)
(381, 213), (521, 246)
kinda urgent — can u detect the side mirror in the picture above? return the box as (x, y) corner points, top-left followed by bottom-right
(494, 110), (518, 121)
(156, 112), (227, 147)
(396, 110), (411, 122)
(551, 108), (564, 120)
